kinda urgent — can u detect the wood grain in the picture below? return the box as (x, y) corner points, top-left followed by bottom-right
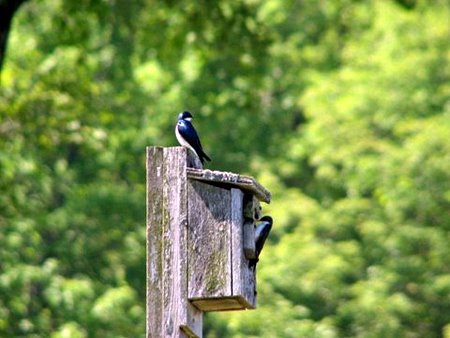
(187, 181), (232, 299)
(147, 147), (164, 338)
(231, 188), (256, 309)
(147, 146), (269, 334)
(186, 168), (271, 204)
(147, 146), (202, 338)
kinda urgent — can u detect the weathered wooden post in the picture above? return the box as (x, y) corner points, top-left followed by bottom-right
(146, 146), (271, 337)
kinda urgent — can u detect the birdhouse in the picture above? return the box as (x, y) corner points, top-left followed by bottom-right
(146, 146), (271, 338)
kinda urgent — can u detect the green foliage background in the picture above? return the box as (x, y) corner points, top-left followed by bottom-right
(1, 0), (449, 337)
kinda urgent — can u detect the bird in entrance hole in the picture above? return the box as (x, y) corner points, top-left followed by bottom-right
(249, 216), (273, 269)
(175, 111), (211, 165)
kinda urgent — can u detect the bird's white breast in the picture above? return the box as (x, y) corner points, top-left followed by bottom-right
(175, 123), (198, 157)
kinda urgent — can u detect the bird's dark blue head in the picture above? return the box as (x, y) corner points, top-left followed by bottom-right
(259, 216), (273, 224)
(178, 111), (193, 121)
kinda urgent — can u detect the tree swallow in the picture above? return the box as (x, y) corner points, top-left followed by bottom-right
(175, 111), (211, 165)
(249, 216), (273, 269)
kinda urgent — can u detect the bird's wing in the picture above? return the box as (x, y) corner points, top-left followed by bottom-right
(255, 220), (272, 257)
(178, 120), (204, 153)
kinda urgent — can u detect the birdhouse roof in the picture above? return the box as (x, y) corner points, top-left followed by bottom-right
(186, 168), (271, 203)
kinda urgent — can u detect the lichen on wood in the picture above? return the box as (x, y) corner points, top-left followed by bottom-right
(186, 168), (271, 203)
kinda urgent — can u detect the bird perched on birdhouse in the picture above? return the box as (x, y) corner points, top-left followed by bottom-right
(249, 216), (273, 269)
(175, 111), (211, 165)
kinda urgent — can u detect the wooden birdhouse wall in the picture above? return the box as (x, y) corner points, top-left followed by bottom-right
(187, 181), (255, 311)
(146, 146), (271, 337)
